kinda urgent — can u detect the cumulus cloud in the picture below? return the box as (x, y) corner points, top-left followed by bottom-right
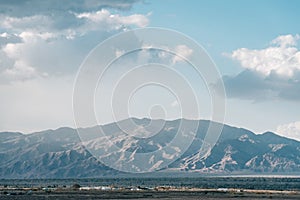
(276, 121), (300, 141)
(272, 34), (300, 48)
(1, 15), (54, 31)
(74, 9), (149, 31)
(136, 44), (193, 65)
(172, 45), (193, 64)
(0, 1), (149, 83)
(0, 0), (144, 34)
(223, 34), (300, 101)
(0, 0), (141, 17)
(1, 60), (42, 83)
(231, 34), (300, 77)
(0, 0), (152, 132)
(0, 32), (22, 46)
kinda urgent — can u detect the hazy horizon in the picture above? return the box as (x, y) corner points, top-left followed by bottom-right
(3, 117), (300, 148)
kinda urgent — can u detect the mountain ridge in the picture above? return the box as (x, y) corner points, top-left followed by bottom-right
(1, 118), (300, 178)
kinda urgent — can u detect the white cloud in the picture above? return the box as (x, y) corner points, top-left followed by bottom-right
(0, 32), (8, 38)
(231, 34), (300, 77)
(0, 9), (149, 40)
(137, 43), (193, 65)
(118, 13), (149, 27)
(172, 44), (193, 64)
(272, 34), (300, 48)
(0, 32), (22, 46)
(0, 0), (141, 17)
(2, 60), (40, 81)
(19, 31), (56, 42)
(0, 15), (54, 32)
(0, 5), (150, 83)
(75, 9), (111, 22)
(276, 121), (300, 141)
(0, 0), (151, 132)
(75, 9), (149, 30)
(223, 34), (300, 101)
(1, 37), (42, 82)
(0, 10), (150, 83)
(0, 33), (92, 82)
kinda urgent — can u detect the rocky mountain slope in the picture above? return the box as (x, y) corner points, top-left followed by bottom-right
(1, 118), (299, 178)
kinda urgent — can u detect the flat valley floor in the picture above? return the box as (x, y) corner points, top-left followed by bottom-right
(1, 190), (300, 200)
(1, 177), (300, 199)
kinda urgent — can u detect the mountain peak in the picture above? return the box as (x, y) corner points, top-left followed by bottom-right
(1, 119), (299, 178)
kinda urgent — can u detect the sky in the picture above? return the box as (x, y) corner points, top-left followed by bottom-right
(0, 0), (300, 141)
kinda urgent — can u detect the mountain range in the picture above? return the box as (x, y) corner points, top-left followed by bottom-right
(1, 118), (300, 178)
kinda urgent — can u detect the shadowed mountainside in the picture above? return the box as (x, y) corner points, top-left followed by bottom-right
(1, 118), (300, 178)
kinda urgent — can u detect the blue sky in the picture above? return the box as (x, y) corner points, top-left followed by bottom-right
(134, 0), (300, 72)
(0, 0), (300, 141)
(129, 0), (300, 139)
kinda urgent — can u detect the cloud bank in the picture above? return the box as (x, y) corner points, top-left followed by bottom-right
(224, 34), (300, 101)
(0, 0), (150, 132)
(0, 0), (149, 83)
